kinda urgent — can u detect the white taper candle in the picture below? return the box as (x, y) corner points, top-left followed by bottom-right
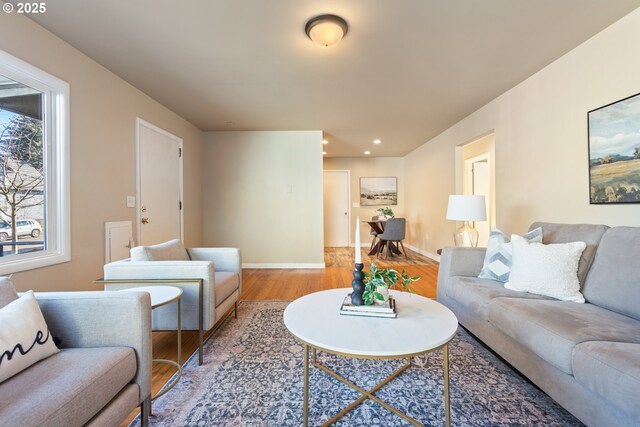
(355, 216), (362, 264)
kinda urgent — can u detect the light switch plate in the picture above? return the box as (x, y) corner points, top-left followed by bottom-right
(126, 196), (136, 208)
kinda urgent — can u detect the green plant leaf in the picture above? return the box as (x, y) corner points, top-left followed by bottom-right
(374, 291), (384, 301)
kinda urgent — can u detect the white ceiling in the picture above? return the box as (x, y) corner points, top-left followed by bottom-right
(18, 0), (640, 157)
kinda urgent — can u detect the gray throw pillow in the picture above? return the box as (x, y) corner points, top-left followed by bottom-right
(0, 276), (18, 309)
(478, 227), (543, 282)
(130, 239), (190, 261)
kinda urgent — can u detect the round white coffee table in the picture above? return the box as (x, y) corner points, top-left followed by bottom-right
(284, 288), (458, 427)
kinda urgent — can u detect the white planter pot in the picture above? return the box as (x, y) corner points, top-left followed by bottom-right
(376, 286), (390, 304)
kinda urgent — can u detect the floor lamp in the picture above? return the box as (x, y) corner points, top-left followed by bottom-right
(446, 195), (487, 247)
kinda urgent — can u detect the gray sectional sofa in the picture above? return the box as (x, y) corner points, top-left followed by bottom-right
(0, 288), (152, 426)
(437, 222), (640, 427)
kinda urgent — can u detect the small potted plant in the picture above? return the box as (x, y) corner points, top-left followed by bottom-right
(362, 262), (420, 305)
(376, 207), (394, 219)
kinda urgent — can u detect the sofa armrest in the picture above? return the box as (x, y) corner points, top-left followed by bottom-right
(188, 248), (242, 296)
(34, 291), (152, 404)
(437, 246), (486, 301)
(187, 248), (241, 273)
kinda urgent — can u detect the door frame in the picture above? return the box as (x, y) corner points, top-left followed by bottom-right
(323, 169), (351, 247)
(465, 153), (490, 196)
(135, 117), (184, 245)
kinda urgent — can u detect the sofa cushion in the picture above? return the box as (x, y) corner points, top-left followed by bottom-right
(572, 341), (640, 420)
(215, 272), (239, 307)
(505, 235), (586, 303)
(447, 276), (550, 320)
(582, 227), (640, 321)
(130, 238), (190, 261)
(529, 222), (608, 286)
(478, 227), (543, 282)
(0, 276), (18, 309)
(0, 347), (136, 426)
(488, 298), (640, 375)
(0, 291), (60, 383)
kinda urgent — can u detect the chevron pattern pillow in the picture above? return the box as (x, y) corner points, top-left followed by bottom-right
(478, 227), (543, 282)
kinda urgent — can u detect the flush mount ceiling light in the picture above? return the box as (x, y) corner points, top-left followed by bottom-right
(322, 139), (329, 144)
(305, 14), (348, 48)
(364, 151), (371, 155)
(373, 139), (382, 144)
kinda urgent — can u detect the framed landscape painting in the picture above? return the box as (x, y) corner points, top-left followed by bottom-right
(588, 92), (640, 204)
(360, 177), (398, 206)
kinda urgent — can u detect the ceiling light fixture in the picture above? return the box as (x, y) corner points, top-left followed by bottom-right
(373, 139), (382, 144)
(364, 151), (371, 155)
(322, 140), (329, 144)
(322, 151), (327, 155)
(305, 14), (348, 48)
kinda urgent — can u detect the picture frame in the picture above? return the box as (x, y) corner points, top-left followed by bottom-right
(359, 177), (398, 206)
(588, 92), (640, 204)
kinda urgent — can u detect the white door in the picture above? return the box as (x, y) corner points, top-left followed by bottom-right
(323, 170), (350, 247)
(136, 118), (183, 245)
(471, 160), (490, 247)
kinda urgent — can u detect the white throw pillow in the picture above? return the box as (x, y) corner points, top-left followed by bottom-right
(0, 291), (59, 383)
(478, 227), (543, 282)
(506, 235), (586, 303)
(130, 239), (190, 261)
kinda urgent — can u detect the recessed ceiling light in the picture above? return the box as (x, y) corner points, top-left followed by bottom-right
(322, 140), (329, 144)
(322, 151), (327, 155)
(373, 139), (382, 144)
(364, 151), (371, 155)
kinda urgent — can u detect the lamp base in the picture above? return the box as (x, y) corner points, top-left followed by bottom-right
(454, 221), (479, 247)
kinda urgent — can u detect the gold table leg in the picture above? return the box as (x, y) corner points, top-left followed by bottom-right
(308, 352), (424, 427)
(444, 344), (451, 427)
(303, 344), (309, 427)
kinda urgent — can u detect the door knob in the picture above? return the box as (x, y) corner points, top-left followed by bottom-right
(141, 217), (150, 224)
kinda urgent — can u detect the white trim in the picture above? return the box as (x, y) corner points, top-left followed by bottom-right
(403, 243), (441, 263)
(0, 49), (70, 275)
(323, 169), (351, 247)
(242, 263), (326, 269)
(135, 118), (184, 245)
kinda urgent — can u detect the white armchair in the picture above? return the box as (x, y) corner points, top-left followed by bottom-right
(102, 242), (241, 365)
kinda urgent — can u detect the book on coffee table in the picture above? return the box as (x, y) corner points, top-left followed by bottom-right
(340, 294), (397, 318)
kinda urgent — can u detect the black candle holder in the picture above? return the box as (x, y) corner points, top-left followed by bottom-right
(351, 263), (365, 305)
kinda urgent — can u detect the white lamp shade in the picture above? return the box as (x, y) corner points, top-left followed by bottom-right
(446, 195), (487, 221)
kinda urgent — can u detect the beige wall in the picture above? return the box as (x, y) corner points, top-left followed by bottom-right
(405, 8), (640, 256)
(1, 12), (203, 292)
(203, 131), (324, 267)
(323, 157), (404, 247)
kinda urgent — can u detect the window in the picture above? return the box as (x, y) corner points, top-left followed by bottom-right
(0, 50), (69, 274)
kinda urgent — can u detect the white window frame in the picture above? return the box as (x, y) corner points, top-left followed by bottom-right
(0, 49), (70, 274)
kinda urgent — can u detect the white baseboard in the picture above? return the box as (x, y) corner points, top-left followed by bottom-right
(242, 263), (326, 269)
(403, 243), (441, 263)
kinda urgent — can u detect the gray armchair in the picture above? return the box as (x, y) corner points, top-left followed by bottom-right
(0, 291), (152, 426)
(102, 246), (242, 365)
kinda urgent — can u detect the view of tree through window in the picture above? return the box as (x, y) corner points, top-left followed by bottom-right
(0, 76), (45, 258)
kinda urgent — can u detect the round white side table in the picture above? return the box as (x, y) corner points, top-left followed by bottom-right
(121, 286), (183, 401)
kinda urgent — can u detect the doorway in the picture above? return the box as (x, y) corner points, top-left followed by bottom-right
(460, 133), (495, 247)
(136, 118), (183, 245)
(465, 154), (491, 246)
(323, 170), (350, 247)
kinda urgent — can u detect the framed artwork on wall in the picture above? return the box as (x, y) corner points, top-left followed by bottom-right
(588, 92), (640, 204)
(359, 177), (398, 206)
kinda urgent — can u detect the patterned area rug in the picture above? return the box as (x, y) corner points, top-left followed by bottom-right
(132, 301), (583, 426)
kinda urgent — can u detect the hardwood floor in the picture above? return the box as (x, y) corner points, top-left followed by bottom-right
(121, 247), (439, 425)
